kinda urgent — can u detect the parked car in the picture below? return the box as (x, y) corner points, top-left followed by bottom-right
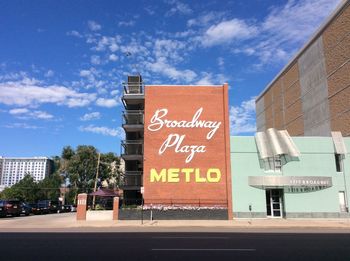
(37, 200), (60, 214)
(0, 201), (6, 217)
(62, 205), (72, 213)
(0, 200), (21, 217)
(28, 203), (43, 215)
(21, 203), (32, 216)
(70, 205), (77, 212)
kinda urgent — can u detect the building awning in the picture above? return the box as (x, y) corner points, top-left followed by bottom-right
(248, 176), (332, 189)
(331, 131), (347, 154)
(89, 188), (119, 197)
(255, 128), (300, 159)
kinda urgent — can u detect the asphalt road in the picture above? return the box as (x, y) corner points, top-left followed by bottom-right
(1, 232), (350, 261)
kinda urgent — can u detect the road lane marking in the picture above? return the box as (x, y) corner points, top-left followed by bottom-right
(152, 236), (229, 239)
(151, 249), (256, 251)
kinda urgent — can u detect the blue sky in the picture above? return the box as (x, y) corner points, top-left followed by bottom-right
(0, 0), (341, 157)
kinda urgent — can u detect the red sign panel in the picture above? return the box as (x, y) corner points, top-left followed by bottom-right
(143, 85), (232, 211)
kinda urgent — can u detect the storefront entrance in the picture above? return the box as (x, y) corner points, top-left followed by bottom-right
(266, 189), (284, 218)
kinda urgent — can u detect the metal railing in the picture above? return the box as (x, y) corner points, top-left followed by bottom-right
(122, 110), (144, 125)
(143, 198), (228, 207)
(121, 140), (143, 155)
(123, 83), (143, 94)
(122, 175), (143, 187)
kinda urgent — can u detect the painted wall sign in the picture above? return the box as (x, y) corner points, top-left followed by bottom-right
(143, 85), (232, 210)
(248, 176), (333, 188)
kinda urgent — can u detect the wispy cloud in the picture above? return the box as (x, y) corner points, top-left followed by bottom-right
(118, 20), (135, 27)
(201, 19), (258, 46)
(44, 70), (54, 77)
(232, 0), (341, 67)
(66, 30), (83, 38)
(146, 58), (197, 82)
(4, 123), (42, 130)
(229, 97), (256, 135)
(80, 112), (101, 121)
(79, 125), (124, 138)
(195, 72), (227, 85)
(165, 0), (192, 16)
(9, 108), (54, 120)
(88, 20), (102, 31)
(90, 55), (101, 65)
(0, 76), (96, 108)
(95, 98), (119, 108)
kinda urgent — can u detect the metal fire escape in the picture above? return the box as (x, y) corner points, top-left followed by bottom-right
(121, 75), (144, 205)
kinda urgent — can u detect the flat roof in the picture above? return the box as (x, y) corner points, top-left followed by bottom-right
(145, 84), (226, 87)
(256, 0), (349, 102)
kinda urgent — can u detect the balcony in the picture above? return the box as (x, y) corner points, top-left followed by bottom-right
(121, 140), (143, 161)
(122, 110), (144, 132)
(121, 171), (143, 190)
(122, 78), (144, 108)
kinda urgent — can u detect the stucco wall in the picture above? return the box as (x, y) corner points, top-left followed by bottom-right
(231, 136), (350, 218)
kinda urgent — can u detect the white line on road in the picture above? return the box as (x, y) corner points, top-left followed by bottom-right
(151, 249), (256, 251)
(152, 237), (229, 239)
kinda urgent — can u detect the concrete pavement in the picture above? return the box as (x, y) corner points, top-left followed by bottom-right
(1, 213), (350, 232)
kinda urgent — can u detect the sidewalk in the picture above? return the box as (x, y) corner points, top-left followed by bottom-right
(1, 213), (350, 232)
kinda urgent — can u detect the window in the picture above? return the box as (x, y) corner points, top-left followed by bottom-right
(264, 156), (282, 172)
(339, 191), (348, 212)
(335, 154), (343, 172)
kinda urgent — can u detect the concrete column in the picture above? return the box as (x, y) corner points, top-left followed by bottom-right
(112, 197), (119, 221)
(76, 193), (87, 221)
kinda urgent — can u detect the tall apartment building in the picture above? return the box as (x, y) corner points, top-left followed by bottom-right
(256, 0), (350, 136)
(121, 76), (144, 204)
(0, 156), (53, 190)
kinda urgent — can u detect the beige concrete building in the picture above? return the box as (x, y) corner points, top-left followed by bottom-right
(256, 0), (350, 136)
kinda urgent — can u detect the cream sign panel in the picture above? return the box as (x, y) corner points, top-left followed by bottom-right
(147, 107), (222, 183)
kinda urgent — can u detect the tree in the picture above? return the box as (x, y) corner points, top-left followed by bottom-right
(62, 146), (75, 160)
(0, 175), (39, 202)
(66, 145), (98, 195)
(57, 145), (122, 203)
(37, 173), (62, 201)
(99, 152), (120, 188)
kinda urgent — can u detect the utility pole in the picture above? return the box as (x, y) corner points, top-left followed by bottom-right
(92, 152), (101, 209)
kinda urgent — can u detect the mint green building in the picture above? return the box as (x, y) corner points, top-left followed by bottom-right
(231, 132), (350, 218)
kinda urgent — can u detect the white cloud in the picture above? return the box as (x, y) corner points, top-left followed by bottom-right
(45, 70), (54, 77)
(232, 0), (340, 67)
(31, 111), (54, 119)
(262, 0), (340, 45)
(144, 6), (156, 15)
(109, 54), (118, 61)
(154, 39), (186, 63)
(110, 90), (120, 96)
(4, 123), (41, 129)
(217, 57), (224, 67)
(187, 11), (223, 27)
(96, 98), (119, 108)
(0, 77), (96, 108)
(66, 30), (83, 38)
(202, 19), (258, 46)
(90, 55), (101, 65)
(146, 58), (197, 82)
(230, 97), (256, 135)
(166, 0), (192, 16)
(79, 125), (124, 138)
(118, 20), (135, 27)
(109, 43), (119, 52)
(88, 20), (102, 31)
(9, 108), (29, 115)
(79, 70), (92, 77)
(80, 112), (101, 121)
(9, 108), (54, 120)
(195, 72), (227, 85)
